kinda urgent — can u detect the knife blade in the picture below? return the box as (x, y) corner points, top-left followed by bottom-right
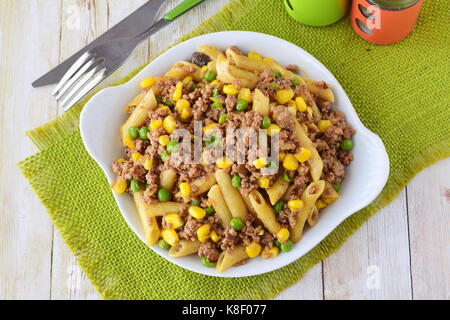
(32, 0), (167, 88)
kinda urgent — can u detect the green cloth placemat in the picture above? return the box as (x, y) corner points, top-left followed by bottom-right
(19, 0), (450, 299)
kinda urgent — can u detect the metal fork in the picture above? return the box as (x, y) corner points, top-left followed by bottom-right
(53, 0), (205, 112)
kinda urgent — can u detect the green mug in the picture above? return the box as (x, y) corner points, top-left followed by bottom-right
(284, 0), (351, 26)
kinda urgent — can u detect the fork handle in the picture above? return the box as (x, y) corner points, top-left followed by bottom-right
(163, 0), (206, 21)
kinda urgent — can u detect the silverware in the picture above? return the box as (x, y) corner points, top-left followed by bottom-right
(53, 0), (206, 112)
(32, 0), (167, 88)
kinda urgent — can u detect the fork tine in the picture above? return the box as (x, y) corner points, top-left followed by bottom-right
(52, 51), (93, 96)
(54, 56), (103, 101)
(61, 67), (107, 112)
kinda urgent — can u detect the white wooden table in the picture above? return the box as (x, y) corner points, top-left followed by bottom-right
(1, 0), (449, 300)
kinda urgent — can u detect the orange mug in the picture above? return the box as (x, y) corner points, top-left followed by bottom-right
(351, 0), (423, 45)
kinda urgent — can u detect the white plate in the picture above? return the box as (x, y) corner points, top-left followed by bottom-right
(80, 31), (389, 277)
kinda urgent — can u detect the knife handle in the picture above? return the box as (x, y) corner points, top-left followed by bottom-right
(164, 0), (205, 21)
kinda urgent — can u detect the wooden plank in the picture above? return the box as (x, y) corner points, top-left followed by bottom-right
(275, 263), (324, 300)
(323, 191), (412, 299)
(0, 0), (62, 299)
(408, 158), (450, 300)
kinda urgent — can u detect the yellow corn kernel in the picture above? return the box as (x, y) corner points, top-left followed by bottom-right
(318, 120), (332, 133)
(223, 84), (239, 95)
(123, 136), (135, 149)
(258, 229), (265, 236)
(162, 228), (179, 246)
(144, 157), (153, 170)
(257, 177), (270, 189)
(172, 82), (183, 102)
(278, 152), (286, 161)
(132, 152), (141, 161)
(261, 246), (280, 259)
(189, 206), (206, 220)
(163, 115), (176, 134)
(253, 157), (267, 169)
(117, 158), (126, 163)
(238, 88), (252, 102)
(302, 124), (309, 134)
(248, 52), (263, 61)
(245, 242), (262, 258)
(157, 106), (170, 111)
(176, 98), (190, 111)
(295, 147), (312, 163)
(197, 224), (211, 242)
(295, 96), (308, 112)
(150, 119), (163, 131)
(210, 231), (220, 242)
(316, 199), (328, 209)
(182, 76), (193, 85)
(276, 228), (290, 243)
(210, 80), (222, 86)
(306, 107), (313, 118)
(180, 107), (192, 120)
(275, 89), (294, 104)
(216, 157), (233, 169)
(288, 199), (304, 211)
(203, 123), (218, 134)
(140, 77), (156, 88)
(165, 213), (184, 229)
(158, 135), (170, 147)
(267, 124), (281, 136)
(263, 57), (275, 63)
(283, 154), (299, 171)
(111, 178), (127, 194)
(179, 182), (191, 198)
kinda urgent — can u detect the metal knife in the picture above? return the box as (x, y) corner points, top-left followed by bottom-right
(32, 0), (167, 88)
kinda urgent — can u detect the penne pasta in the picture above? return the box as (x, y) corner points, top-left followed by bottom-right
(216, 246), (248, 273)
(307, 205), (319, 227)
(249, 190), (282, 234)
(175, 174), (217, 200)
(197, 45), (222, 61)
(133, 191), (160, 246)
(240, 190), (258, 216)
(290, 181), (325, 243)
(252, 88), (270, 116)
(321, 181), (340, 204)
(124, 92), (144, 113)
(146, 202), (185, 217)
(207, 184), (232, 226)
(216, 53), (258, 89)
(266, 175), (290, 205)
(215, 170), (248, 220)
(169, 240), (201, 258)
(303, 77), (335, 103)
(160, 170), (177, 191)
(293, 120), (323, 182)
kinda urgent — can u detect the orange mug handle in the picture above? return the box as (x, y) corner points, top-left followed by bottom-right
(351, 0), (423, 45)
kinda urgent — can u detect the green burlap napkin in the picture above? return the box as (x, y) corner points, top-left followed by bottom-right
(19, 0), (450, 299)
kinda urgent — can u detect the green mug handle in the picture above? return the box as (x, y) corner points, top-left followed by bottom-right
(284, 0), (351, 27)
(164, 0), (206, 21)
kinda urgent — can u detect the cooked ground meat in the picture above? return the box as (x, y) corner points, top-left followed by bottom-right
(198, 241), (221, 262)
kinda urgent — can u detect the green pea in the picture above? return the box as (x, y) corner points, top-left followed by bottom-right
(273, 71), (282, 79)
(166, 141), (179, 154)
(204, 134), (216, 148)
(218, 113), (228, 124)
(130, 179), (141, 192)
(261, 116), (271, 129)
(340, 139), (354, 151)
(201, 256), (216, 268)
(139, 127), (149, 140)
(160, 152), (169, 162)
(156, 97), (162, 103)
(191, 200), (201, 206)
(280, 240), (294, 252)
(274, 240), (282, 249)
(128, 126), (139, 140)
(231, 174), (242, 188)
(210, 97), (223, 109)
(206, 206), (216, 215)
(213, 88), (219, 97)
(273, 200), (285, 214)
(291, 77), (300, 87)
(236, 99), (248, 112)
(269, 83), (279, 89)
(203, 71), (216, 83)
(158, 239), (170, 250)
(230, 217), (244, 231)
(164, 100), (174, 108)
(332, 184), (341, 192)
(283, 173), (293, 183)
(157, 188), (170, 202)
(267, 161), (278, 170)
(190, 84), (198, 92)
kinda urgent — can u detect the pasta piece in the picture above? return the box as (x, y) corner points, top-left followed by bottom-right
(207, 184), (232, 226)
(252, 88), (270, 116)
(146, 202), (185, 217)
(293, 120), (323, 182)
(216, 53), (257, 89)
(240, 190), (258, 216)
(215, 170), (247, 220)
(120, 89), (157, 140)
(216, 246), (248, 273)
(290, 181), (325, 243)
(174, 174), (217, 200)
(133, 191), (160, 246)
(160, 170), (177, 191)
(197, 45), (222, 61)
(307, 206), (319, 227)
(266, 175), (290, 205)
(123, 92), (144, 113)
(169, 240), (201, 258)
(249, 190), (282, 234)
(282, 184), (296, 202)
(176, 61), (203, 81)
(303, 77), (335, 102)
(321, 182), (340, 204)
